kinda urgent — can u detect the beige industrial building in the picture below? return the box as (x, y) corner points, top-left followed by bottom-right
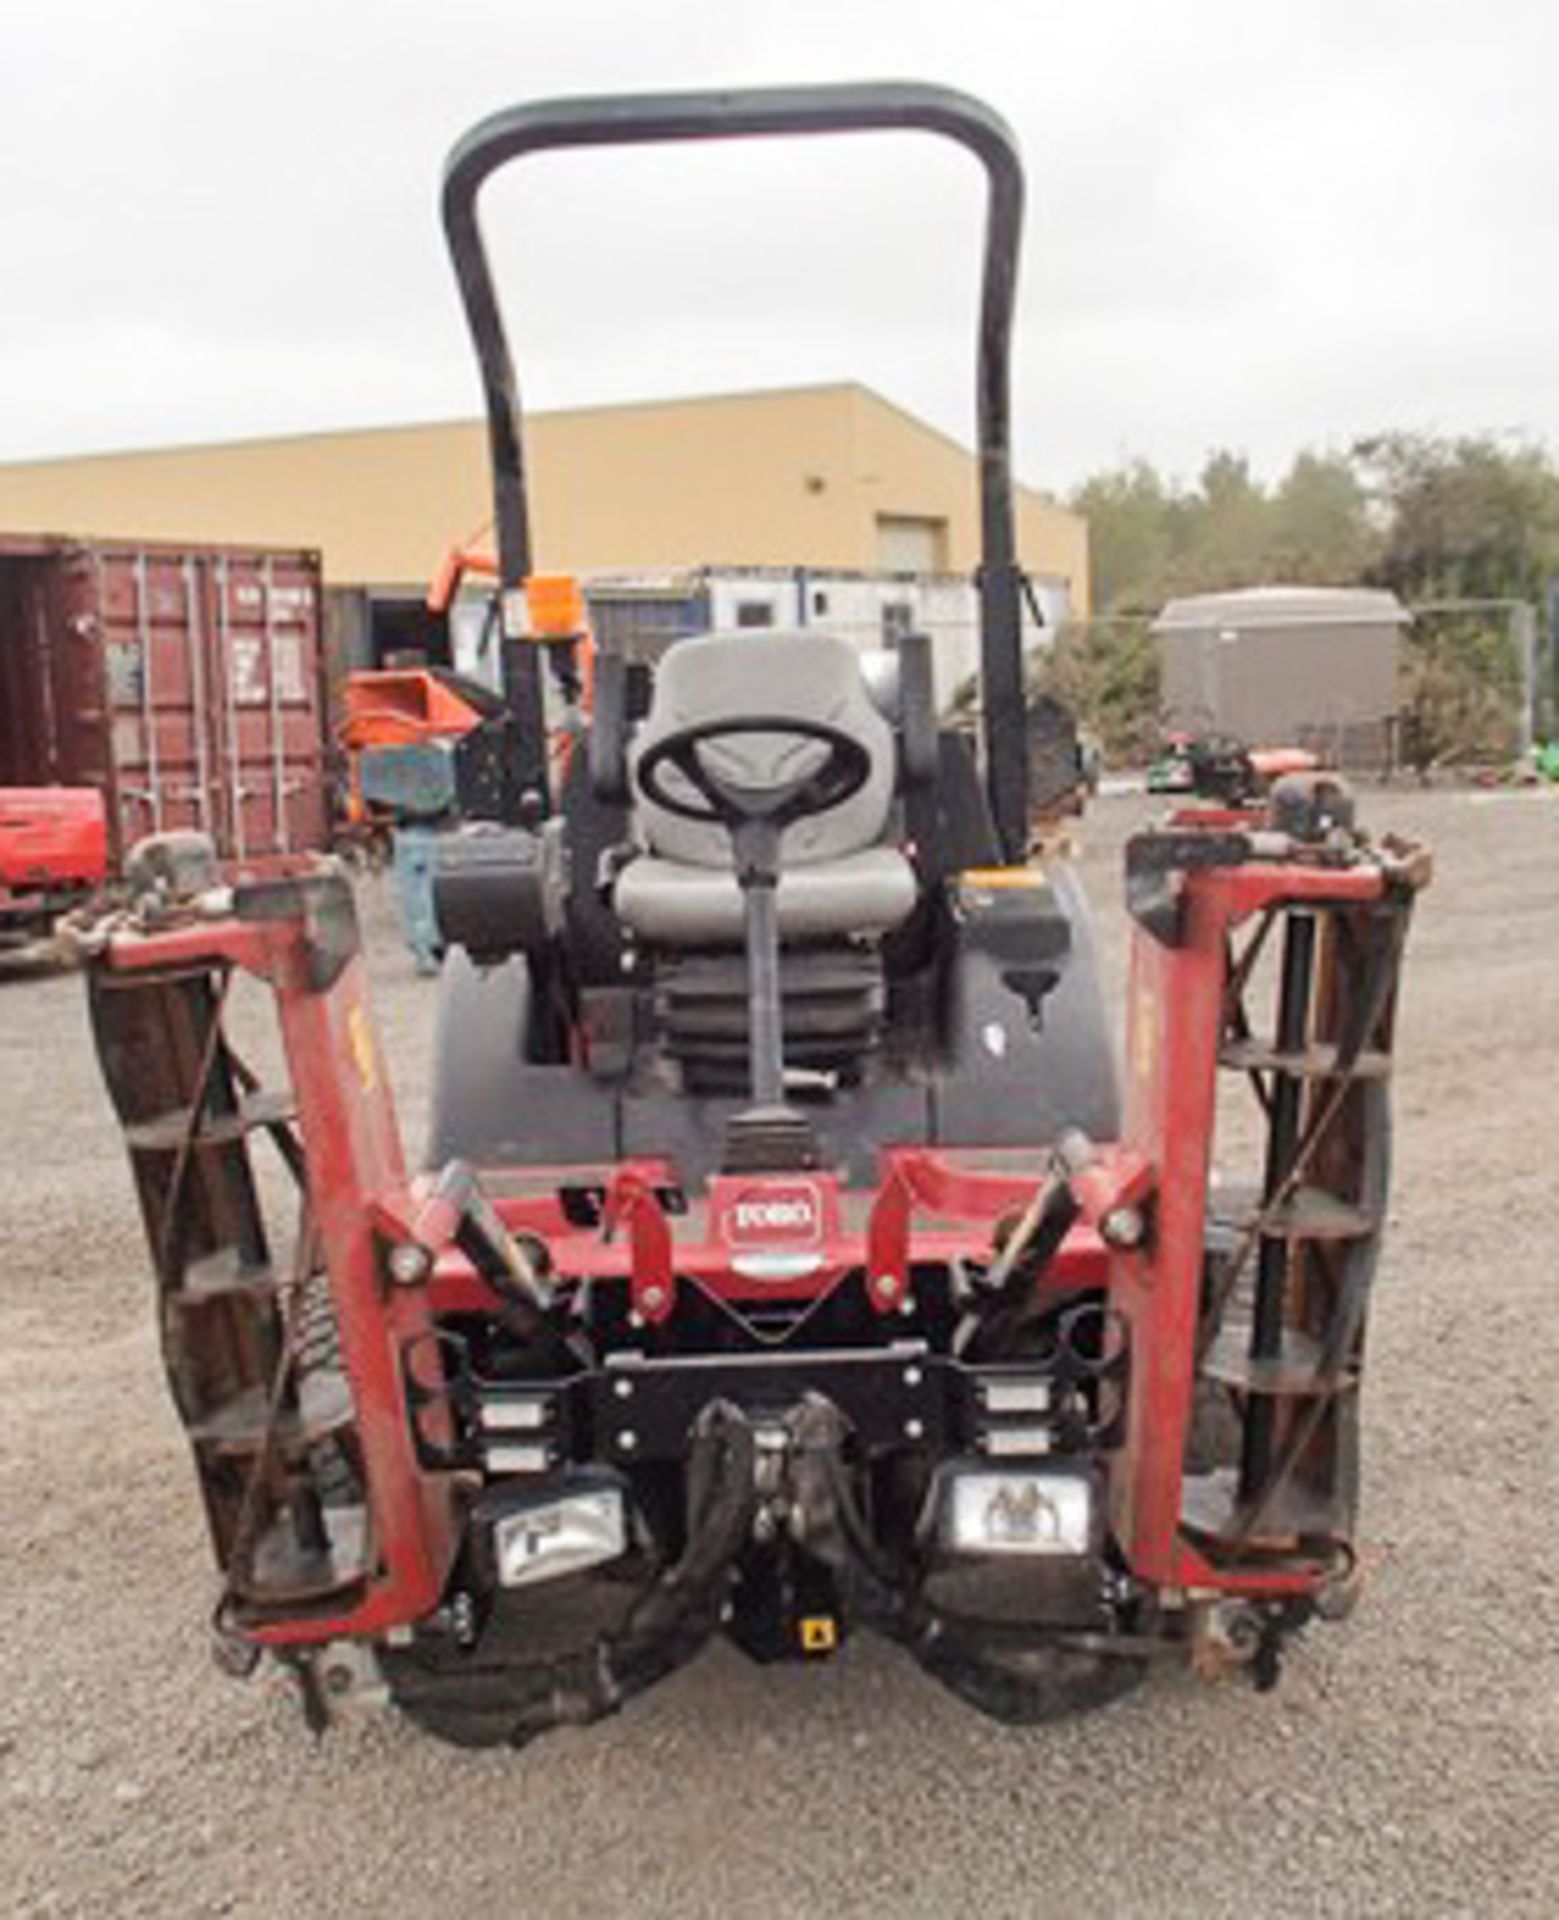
(0, 383), (1088, 611)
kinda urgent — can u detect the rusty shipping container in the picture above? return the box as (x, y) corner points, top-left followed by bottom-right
(0, 535), (330, 867)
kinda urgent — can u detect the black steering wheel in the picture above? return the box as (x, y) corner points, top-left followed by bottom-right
(636, 717), (871, 834)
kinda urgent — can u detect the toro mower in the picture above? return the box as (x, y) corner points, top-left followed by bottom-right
(79, 84), (1427, 1745)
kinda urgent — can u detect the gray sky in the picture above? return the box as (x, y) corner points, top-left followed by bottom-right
(3, 0), (1555, 493)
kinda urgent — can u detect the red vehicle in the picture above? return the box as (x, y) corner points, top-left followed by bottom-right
(0, 785), (107, 948)
(82, 84), (1427, 1745)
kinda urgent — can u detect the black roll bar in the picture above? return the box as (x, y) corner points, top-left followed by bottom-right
(442, 82), (1031, 855)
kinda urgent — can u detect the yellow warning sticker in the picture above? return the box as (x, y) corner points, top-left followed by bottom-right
(799, 1616), (838, 1654)
(347, 1002), (378, 1093)
(958, 866), (1046, 890)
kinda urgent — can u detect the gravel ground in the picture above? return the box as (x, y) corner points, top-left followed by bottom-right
(1, 787), (1555, 1920)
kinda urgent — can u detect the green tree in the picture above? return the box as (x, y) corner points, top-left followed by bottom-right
(1068, 461), (1179, 613)
(1266, 451), (1377, 583)
(1172, 450), (1271, 594)
(1354, 431), (1559, 602)
(1353, 433), (1559, 761)
(1398, 610), (1523, 769)
(1030, 616), (1160, 763)
(1070, 448), (1375, 613)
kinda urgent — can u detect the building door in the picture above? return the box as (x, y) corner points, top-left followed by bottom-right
(875, 514), (947, 574)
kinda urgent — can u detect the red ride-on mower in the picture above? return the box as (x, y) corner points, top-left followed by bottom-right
(81, 85), (1428, 1745)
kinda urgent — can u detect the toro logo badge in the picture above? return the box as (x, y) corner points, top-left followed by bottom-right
(726, 1181), (823, 1248)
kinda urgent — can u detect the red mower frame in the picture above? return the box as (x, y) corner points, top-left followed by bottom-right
(83, 805), (1426, 1676)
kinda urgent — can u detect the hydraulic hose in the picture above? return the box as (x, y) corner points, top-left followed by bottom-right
(497, 1400), (758, 1745)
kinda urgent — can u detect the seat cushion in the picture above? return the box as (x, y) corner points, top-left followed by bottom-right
(614, 846), (918, 945)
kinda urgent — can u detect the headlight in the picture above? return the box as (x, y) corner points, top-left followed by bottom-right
(489, 1481), (627, 1589)
(936, 1466), (1094, 1557)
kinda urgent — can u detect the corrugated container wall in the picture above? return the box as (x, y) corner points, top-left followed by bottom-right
(0, 536), (329, 868)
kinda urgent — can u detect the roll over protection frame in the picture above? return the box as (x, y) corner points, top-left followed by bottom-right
(441, 81), (1032, 858)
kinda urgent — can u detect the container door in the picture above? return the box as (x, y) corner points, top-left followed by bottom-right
(199, 552), (330, 858)
(94, 547), (218, 859)
(0, 552), (111, 801)
(94, 547), (329, 864)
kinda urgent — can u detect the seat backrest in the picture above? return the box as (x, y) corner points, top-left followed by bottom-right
(627, 629), (899, 868)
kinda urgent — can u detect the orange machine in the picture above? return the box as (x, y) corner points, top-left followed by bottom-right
(338, 670), (493, 828)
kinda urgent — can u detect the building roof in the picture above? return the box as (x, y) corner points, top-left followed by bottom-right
(0, 383), (1089, 608)
(0, 382), (1006, 477)
(1152, 585), (1409, 633)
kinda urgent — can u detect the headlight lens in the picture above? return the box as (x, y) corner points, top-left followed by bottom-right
(491, 1486), (627, 1589)
(938, 1467), (1094, 1557)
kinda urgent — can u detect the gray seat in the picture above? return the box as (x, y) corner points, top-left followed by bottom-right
(614, 629), (917, 944)
(615, 845), (916, 942)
